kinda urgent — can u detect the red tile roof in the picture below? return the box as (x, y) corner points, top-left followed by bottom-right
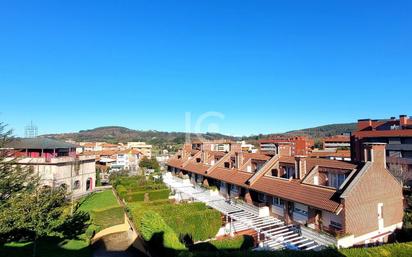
(243, 153), (271, 161)
(251, 177), (340, 212)
(310, 150), (350, 158)
(207, 167), (253, 187)
(323, 135), (350, 143)
(167, 157), (343, 212)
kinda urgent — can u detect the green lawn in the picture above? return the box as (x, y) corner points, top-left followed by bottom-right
(0, 237), (91, 257)
(1, 190), (124, 257)
(78, 190), (120, 212)
(78, 190), (124, 232)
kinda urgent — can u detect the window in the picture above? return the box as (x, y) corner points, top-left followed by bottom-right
(271, 169), (278, 177)
(196, 158), (201, 163)
(330, 221), (342, 230)
(272, 197), (284, 207)
(230, 184), (239, 193)
(73, 180), (80, 190)
(285, 166), (295, 179)
(224, 162), (230, 168)
(258, 193), (266, 202)
(328, 173), (347, 188)
(294, 203), (308, 216)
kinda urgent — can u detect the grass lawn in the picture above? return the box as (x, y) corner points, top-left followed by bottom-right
(78, 190), (125, 232)
(0, 237), (91, 257)
(78, 190), (120, 212)
(1, 190), (124, 257)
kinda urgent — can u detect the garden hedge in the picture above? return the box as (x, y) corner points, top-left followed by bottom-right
(148, 189), (170, 201)
(125, 192), (145, 202)
(190, 235), (254, 252)
(140, 211), (186, 251)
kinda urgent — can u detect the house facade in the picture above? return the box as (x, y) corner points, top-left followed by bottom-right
(259, 136), (314, 156)
(166, 141), (403, 247)
(323, 135), (351, 150)
(4, 138), (96, 197)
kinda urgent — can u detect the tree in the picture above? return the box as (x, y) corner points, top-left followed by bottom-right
(388, 158), (412, 187)
(0, 122), (89, 256)
(0, 123), (38, 204)
(139, 156), (160, 172)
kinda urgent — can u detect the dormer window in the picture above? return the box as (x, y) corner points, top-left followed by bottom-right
(327, 173), (347, 189)
(271, 169), (278, 177)
(282, 166), (295, 179)
(224, 162), (230, 168)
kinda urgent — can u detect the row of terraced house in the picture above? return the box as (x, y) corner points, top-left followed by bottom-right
(166, 116), (412, 248)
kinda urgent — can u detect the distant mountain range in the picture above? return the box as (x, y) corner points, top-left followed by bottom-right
(43, 123), (357, 147)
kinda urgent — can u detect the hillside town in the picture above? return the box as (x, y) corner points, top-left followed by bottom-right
(1, 1), (411, 257)
(1, 115), (412, 257)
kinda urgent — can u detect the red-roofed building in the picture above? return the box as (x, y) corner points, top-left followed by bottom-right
(259, 136), (314, 156)
(323, 135), (350, 150)
(166, 140), (403, 248)
(351, 115), (412, 181)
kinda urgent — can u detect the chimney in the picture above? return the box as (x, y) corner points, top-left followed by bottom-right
(235, 152), (243, 169)
(202, 151), (208, 164)
(357, 119), (372, 131)
(278, 143), (292, 157)
(363, 143), (387, 168)
(295, 155), (307, 179)
(400, 115), (409, 127)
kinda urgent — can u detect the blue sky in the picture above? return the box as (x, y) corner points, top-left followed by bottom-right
(0, 0), (411, 137)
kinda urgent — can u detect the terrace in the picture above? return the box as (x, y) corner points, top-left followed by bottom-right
(163, 173), (322, 251)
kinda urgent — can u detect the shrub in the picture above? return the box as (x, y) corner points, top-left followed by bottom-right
(140, 211), (186, 251)
(125, 192), (145, 202)
(148, 189), (170, 201)
(210, 235), (254, 250)
(190, 236), (254, 252)
(116, 185), (127, 197)
(155, 202), (221, 242)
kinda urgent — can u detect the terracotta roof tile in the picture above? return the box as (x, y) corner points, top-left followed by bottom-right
(251, 177), (340, 212)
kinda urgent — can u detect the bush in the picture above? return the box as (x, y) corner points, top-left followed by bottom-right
(116, 185), (127, 197)
(190, 236), (254, 252)
(125, 192), (145, 202)
(211, 235), (254, 250)
(155, 202), (221, 242)
(140, 211), (186, 251)
(148, 189), (170, 201)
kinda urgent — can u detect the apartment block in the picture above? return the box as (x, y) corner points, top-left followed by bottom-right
(127, 142), (153, 158)
(167, 140), (403, 248)
(259, 136), (314, 155)
(351, 115), (412, 177)
(323, 135), (350, 150)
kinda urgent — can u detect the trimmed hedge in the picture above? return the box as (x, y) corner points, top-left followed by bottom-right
(154, 202), (221, 242)
(125, 192), (145, 202)
(140, 211), (186, 252)
(148, 189), (170, 201)
(190, 235), (254, 252)
(116, 185), (127, 197)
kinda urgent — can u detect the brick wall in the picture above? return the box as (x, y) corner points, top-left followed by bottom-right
(343, 161), (403, 237)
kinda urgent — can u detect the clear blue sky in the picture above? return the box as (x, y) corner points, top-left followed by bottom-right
(0, 0), (411, 137)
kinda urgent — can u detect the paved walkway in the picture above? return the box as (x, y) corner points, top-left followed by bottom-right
(163, 174), (320, 251)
